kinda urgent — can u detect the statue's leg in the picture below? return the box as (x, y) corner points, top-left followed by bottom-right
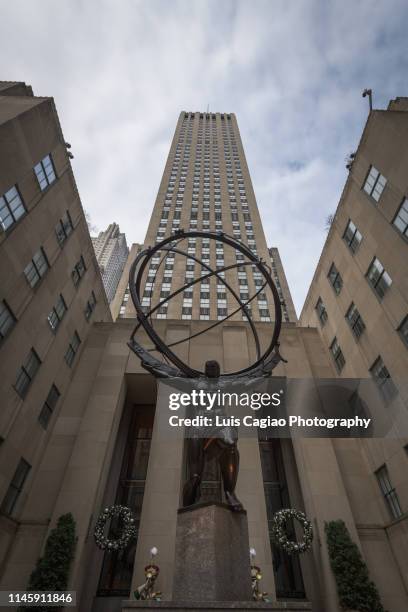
(219, 442), (244, 511)
(182, 438), (205, 507)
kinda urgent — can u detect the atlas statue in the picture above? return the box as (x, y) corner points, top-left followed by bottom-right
(127, 230), (285, 512)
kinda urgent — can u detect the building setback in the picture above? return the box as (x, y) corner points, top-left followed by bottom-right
(269, 247), (298, 323)
(92, 223), (129, 304)
(0, 103), (407, 612)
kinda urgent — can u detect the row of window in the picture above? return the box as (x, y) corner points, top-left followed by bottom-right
(13, 328), (81, 404)
(1, 233), (88, 340)
(183, 112), (233, 120)
(2, 255), (95, 413)
(363, 165), (408, 239)
(328, 334), (398, 401)
(172, 152), (242, 165)
(167, 173), (245, 188)
(0, 154), (56, 232)
(154, 304), (271, 322)
(167, 182), (247, 196)
(343, 210), (407, 275)
(318, 290), (408, 350)
(171, 157), (242, 172)
(172, 153), (242, 168)
(328, 255), (392, 301)
(162, 201), (248, 214)
(161, 202), (250, 219)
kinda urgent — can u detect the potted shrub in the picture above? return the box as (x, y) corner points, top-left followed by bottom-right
(325, 520), (386, 612)
(23, 513), (77, 612)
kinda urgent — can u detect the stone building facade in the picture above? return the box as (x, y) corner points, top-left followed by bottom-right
(0, 81), (112, 597)
(300, 97), (408, 611)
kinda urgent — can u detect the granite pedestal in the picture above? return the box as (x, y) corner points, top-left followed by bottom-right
(172, 502), (252, 602)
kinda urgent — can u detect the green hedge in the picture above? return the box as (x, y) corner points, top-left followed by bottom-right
(22, 513), (76, 612)
(325, 520), (386, 612)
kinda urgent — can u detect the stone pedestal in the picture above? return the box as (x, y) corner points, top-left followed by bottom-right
(172, 502), (252, 602)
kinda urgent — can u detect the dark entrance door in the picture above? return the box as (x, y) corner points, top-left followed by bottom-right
(259, 437), (305, 599)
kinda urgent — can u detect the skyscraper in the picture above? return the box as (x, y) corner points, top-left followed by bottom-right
(92, 222), (129, 304)
(110, 242), (143, 320)
(124, 112), (276, 322)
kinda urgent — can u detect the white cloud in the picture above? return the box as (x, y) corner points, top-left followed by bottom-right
(1, 0), (407, 313)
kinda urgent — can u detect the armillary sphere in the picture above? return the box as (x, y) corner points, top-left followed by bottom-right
(128, 230), (284, 379)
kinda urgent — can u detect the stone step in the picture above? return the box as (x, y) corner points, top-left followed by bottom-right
(121, 601), (312, 611)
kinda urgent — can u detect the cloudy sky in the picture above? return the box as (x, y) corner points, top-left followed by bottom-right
(2, 0), (407, 314)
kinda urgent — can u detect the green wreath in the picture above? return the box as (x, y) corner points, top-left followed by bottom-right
(94, 505), (137, 551)
(271, 508), (313, 555)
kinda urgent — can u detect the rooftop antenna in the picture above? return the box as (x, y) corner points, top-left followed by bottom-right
(362, 88), (373, 112)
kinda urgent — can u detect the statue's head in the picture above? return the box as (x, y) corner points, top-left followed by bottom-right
(205, 360), (220, 379)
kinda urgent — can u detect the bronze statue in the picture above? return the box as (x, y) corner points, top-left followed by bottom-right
(127, 230), (285, 512)
(182, 360), (243, 511)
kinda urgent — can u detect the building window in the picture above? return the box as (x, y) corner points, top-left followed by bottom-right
(375, 465), (403, 520)
(315, 297), (328, 326)
(65, 331), (81, 367)
(182, 307), (192, 319)
(397, 315), (408, 348)
(0, 458), (31, 516)
(85, 291), (97, 320)
(343, 220), (362, 253)
(72, 256), (86, 286)
(14, 348), (41, 398)
(38, 384), (60, 429)
(0, 186), (26, 231)
(345, 303), (366, 339)
(0, 301), (16, 341)
(393, 198), (408, 238)
(330, 337), (345, 372)
(217, 308), (228, 319)
(55, 211), (74, 246)
(366, 257), (392, 299)
(200, 307), (210, 320)
(34, 154), (56, 190)
(24, 248), (49, 288)
(47, 294), (67, 332)
(327, 263), (343, 295)
(156, 306), (167, 319)
(370, 356), (397, 402)
(363, 165), (387, 202)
